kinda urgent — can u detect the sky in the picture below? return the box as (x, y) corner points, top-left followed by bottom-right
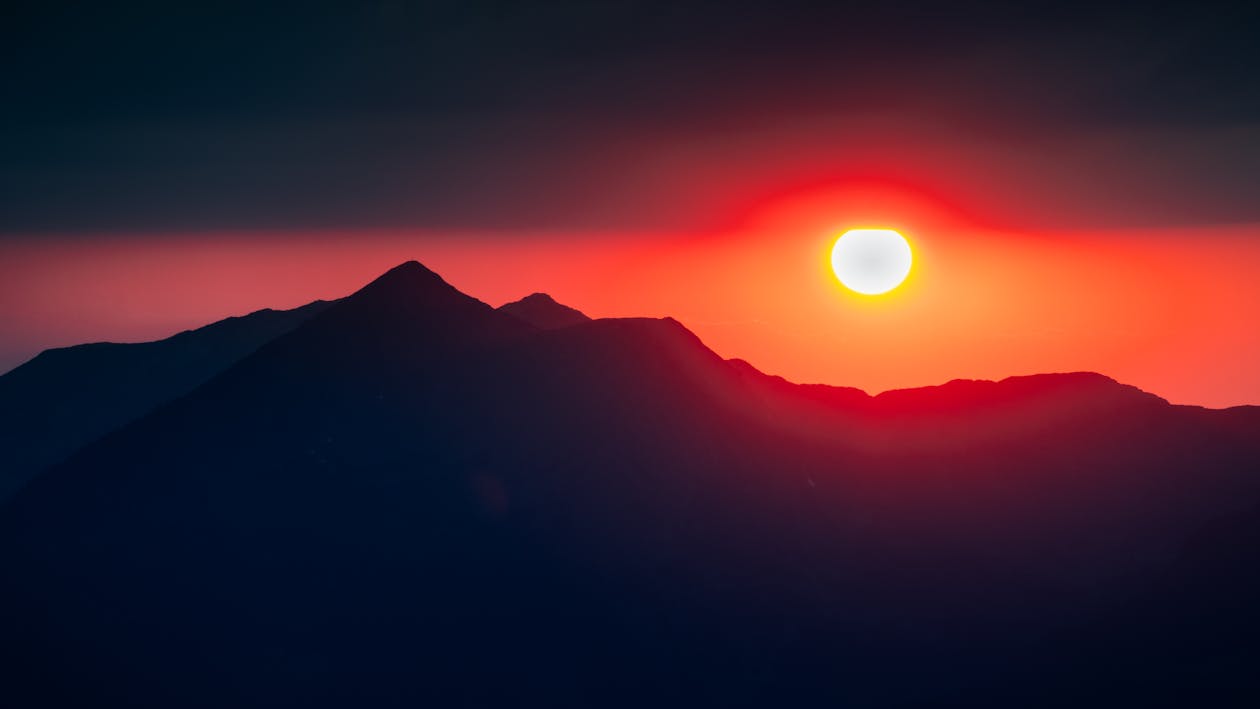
(3, 1), (1259, 406)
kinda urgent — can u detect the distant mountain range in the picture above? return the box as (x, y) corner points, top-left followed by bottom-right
(2, 261), (1258, 707)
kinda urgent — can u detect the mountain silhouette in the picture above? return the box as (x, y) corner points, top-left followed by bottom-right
(1, 261), (1258, 708)
(0, 299), (332, 500)
(498, 292), (592, 329)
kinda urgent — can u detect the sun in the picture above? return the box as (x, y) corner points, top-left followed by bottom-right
(830, 229), (913, 295)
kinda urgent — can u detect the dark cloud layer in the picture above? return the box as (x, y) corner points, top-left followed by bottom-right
(4, 1), (1260, 235)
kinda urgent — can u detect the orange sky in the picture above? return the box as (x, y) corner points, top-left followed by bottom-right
(2, 187), (1258, 408)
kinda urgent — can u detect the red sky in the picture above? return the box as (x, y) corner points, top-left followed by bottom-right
(5, 3), (1260, 409)
(3, 186), (1257, 408)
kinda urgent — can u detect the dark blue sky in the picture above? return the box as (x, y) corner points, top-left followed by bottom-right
(4, 0), (1260, 235)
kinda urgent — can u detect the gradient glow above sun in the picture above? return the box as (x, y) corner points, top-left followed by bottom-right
(830, 229), (913, 295)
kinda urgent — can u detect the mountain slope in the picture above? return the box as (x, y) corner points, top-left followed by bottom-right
(1, 262), (1258, 708)
(0, 298), (332, 500)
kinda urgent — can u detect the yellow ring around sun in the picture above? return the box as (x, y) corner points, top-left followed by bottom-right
(830, 229), (913, 295)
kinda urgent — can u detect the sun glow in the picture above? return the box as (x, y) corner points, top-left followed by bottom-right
(830, 229), (913, 295)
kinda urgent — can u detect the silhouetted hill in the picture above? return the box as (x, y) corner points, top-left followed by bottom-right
(1, 261), (1257, 708)
(0, 299), (332, 500)
(498, 292), (591, 329)
(251, 260), (536, 372)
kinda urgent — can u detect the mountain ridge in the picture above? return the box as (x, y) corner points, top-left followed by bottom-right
(0, 298), (335, 500)
(2, 260), (1257, 707)
(0, 260), (1232, 505)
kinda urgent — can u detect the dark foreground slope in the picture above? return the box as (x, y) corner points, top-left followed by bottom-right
(2, 262), (1258, 708)
(0, 299), (333, 500)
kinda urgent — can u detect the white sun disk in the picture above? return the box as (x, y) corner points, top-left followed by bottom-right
(830, 229), (913, 295)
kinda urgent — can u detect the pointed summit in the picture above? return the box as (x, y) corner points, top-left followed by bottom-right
(348, 260), (458, 303)
(498, 292), (591, 330)
(375, 260), (436, 278)
(236, 261), (535, 372)
(334, 260), (509, 325)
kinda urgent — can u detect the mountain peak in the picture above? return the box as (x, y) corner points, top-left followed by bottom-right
(385, 260), (433, 275)
(351, 260), (450, 298)
(338, 259), (506, 317)
(519, 292), (559, 304)
(498, 292), (591, 329)
(263, 261), (534, 363)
